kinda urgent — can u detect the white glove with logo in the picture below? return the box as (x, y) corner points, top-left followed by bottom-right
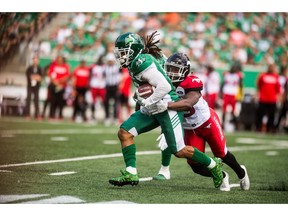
(156, 133), (168, 151)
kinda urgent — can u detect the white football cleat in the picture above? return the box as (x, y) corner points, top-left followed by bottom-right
(220, 171), (230, 191)
(239, 165), (250, 190)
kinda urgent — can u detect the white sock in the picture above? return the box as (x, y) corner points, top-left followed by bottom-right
(126, 166), (137, 175)
(159, 165), (170, 172)
(207, 158), (216, 169)
(159, 165), (170, 179)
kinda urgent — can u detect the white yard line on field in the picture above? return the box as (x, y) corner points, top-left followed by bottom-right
(0, 169), (12, 172)
(139, 177), (153, 181)
(1, 142), (288, 168)
(236, 138), (288, 145)
(0, 194), (49, 203)
(0, 129), (118, 135)
(21, 195), (85, 204)
(230, 184), (240, 188)
(49, 171), (76, 176)
(0, 128), (161, 135)
(0, 151), (159, 168)
(103, 140), (118, 145)
(50, 137), (69, 141)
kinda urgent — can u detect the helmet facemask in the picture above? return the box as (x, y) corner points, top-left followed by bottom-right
(165, 61), (190, 83)
(114, 44), (134, 68)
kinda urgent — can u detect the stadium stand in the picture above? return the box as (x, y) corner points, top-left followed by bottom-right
(0, 13), (287, 128)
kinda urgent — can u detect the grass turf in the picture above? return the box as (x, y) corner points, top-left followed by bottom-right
(0, 117), (288, 204)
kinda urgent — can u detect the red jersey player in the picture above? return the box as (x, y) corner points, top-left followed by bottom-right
(48, 55), (70, 119)
(256, 64), (281, 132)
(152, 53), (250, 191)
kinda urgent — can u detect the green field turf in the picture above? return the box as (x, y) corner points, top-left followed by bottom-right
(0, 117), (288, 206)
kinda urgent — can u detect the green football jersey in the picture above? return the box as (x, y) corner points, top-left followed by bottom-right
(128, 53), (179, 102)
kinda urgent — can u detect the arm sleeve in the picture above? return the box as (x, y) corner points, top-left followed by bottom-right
(140, 65), (172, 105)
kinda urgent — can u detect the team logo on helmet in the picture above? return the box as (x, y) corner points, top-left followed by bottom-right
(125, 34), (136, 46)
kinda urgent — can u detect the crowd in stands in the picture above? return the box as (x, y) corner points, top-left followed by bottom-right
(36, 12), (288, 69)
(0, 13), (56, 70)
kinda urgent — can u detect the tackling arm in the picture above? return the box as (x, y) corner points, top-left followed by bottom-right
(167, 91), (201, 111)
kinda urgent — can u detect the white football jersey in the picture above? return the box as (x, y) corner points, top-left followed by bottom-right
(90, 65), (106, 88)
(222, 71), (242, 96)
(177, 75), (211, 130)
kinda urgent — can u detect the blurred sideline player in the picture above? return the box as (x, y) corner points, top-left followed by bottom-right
(118, 67), (132, 123)
(109, 31), (223, 188)
(151, 52), (249, 191)
(220, 64), (243, 128)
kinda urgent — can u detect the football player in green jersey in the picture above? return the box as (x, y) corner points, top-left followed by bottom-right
(109, 31), (223, 188)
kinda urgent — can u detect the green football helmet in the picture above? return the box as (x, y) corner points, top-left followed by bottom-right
(114, 32), (144, 68)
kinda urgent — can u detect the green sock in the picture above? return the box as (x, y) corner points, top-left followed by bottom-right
(161, 147), (172, 166)
(122, 144), (136, 168)
(191, 148), (211, 167)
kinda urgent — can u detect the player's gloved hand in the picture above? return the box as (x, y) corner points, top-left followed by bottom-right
(151, 100), (168, 115)
(140, 103), (158, 116)
(134, 90), (147, 107)
(156, 133), (168, 151)
(140, 106), (152, 116)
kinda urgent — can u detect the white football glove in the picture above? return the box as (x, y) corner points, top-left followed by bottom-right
(151, 100), (168, 115)
(156, 133), (168, 151)
(140, 106), (152, 116)
(140, 103), (158, 116)
(140, 100), (168, 116)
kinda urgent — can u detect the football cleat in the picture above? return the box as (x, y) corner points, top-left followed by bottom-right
(239, 165), (250, 190)
(109, 170), (139, 186)
(208, 157), (224, 188)
(219, 171), (230, 191)
(153, 174), (168, 180)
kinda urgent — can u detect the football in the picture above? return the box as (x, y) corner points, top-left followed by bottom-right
(134, 83), (154, 99)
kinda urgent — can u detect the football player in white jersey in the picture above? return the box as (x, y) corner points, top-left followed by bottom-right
(151, 53), (250, 191)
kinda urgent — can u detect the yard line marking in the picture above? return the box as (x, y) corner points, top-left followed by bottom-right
(1, 143), (288, 168)
(0, 129), (118, 135)
(1, 134), (15, 138)
(50, 136), (69, 141)
(0, 151), (159, 168)
(0, 169), (12, 172)
(49, 171), (76, 176)
(0, 194), (49, 203)
(265, 151), (279, 156)
(236, 138), (288, 146)
(0, 128), (161, 135)
(103, 140), (118, 145)
(95, 200), (136, 204)
(139, 177), (153, 181)
(230, 184), (240, 188)
(21, 195), (85, 204)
